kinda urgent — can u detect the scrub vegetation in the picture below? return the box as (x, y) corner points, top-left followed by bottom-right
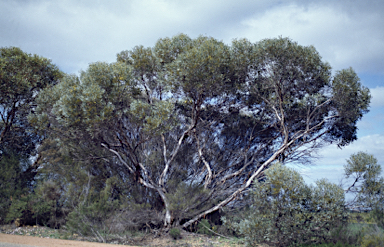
(1, 35), (382, 246)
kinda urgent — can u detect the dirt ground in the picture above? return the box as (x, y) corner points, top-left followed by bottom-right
(0, 233), (242, 247)
(0, 233), (129, 247)
(0, 225), (244, 247)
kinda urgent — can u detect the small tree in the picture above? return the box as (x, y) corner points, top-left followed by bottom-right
(225, 163), (347, 247)
(344, 152), (384, 207)
(343, 152), (384, 228)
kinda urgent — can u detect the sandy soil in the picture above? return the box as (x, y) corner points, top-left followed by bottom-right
(0, 232), (243, 247)
(0, 224), (244, 247)
(0, 234), (136, 247)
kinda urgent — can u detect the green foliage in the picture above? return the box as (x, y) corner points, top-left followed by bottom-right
(0, 47), (62, 224)
(348, 212), (374, 224)
(0, 151), (40, 225)
(0, 152), (27, 223)
(31, 180), (63, 228)
(0, 46), (62, 157)
(197, 219), (212, 236)
(331, 69), (371, 147)
(226, 163), (348, 247)
(344, 152), (384, 208)
(169, 227), (181, 239)
(298, 242), (358, 247)
(30, 62), (135, 129)
(359, 226), (384, 247)
(327, 223), (364, 246)
(65, 177), (120, 242)
(4, 179), (63, 227)
(130, 99), (176, 134)
(371, 207), (384, 229)
(5, 195), (30, 224)
(343, 152), (384, 235)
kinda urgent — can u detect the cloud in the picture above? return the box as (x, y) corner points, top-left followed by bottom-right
(290, 134), (384, 186)
(1, 0), (197, 72)
(318, 134), (384, 167)
(0, 0), (270, 73)
(354, 86), (384, 136)
(370, 87), (384, 108)
(236, 1), (384, 74)
(1, 0), (383, 75)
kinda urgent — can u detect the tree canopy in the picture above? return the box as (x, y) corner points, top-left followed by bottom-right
(0, 47), (62, 157)
(0, 47), (63, 223)
(29, 35), (371, 228)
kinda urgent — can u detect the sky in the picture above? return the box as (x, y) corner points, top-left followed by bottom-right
(1, 0), (383, 191)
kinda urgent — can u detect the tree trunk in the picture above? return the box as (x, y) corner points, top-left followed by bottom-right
(157, 189), (172, 227)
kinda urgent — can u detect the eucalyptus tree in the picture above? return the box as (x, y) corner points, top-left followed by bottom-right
(342, 152), (384, 229)
(0, 47), (62, 223)
(344, 152), (384, 208)
(31, 35), (370, 229)
(181, 37), (370, 228)
(0, 47), (62, 157)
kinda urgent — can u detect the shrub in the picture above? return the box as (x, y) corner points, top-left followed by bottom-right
(5, 196), (32, 225)
(197, 219), (212, 235)
(225, 163), (348, 247)
(327, 223), (363, 246)
(169, 228), (181, 239)
(360, 226), (384, 247)
(5, 182), (64, 227)
(371, 206), (384, 229)
(0, 152), (33, 224)
(65, 178), (120, 243)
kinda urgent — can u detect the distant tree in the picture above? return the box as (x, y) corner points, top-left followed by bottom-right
(344, 152), (384, 208)
(30, 35), (370, 228)
(343, 152), (384, 227)
(343, 152), (384, 229)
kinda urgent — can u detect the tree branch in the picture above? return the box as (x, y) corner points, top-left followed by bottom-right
(101, 143), (135, 174)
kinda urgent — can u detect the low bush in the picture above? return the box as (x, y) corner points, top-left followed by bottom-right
(5, 181), (64, 227)
(65, 178), (120, 243)
(169, 227), (181, 239)
(359, 225), (384, 247)
(224, 163), (349, 247)
(196, 219), (212, 236)
(371, 206), (384, 229)
(326, 222), (364, 246)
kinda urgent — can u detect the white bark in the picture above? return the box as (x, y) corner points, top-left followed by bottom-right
(182, 143), (286, 228)
(196, 136), (212, 188)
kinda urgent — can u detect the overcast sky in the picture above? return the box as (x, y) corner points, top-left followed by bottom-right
(1, 0), (383, 189)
